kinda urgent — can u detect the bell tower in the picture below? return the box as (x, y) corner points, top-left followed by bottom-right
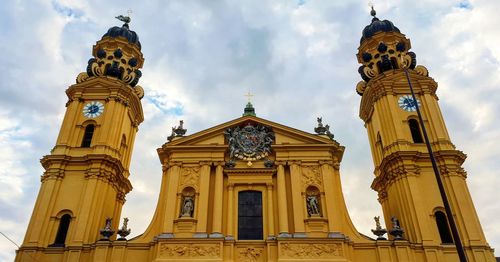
(16, 17), (144, 260)
(356, 8), (495, 261)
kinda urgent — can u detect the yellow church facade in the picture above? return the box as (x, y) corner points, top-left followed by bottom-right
(15, 10), (496, 262)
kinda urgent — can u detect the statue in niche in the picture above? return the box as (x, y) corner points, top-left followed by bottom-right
(306, 195), (321, 216)
(180, 196), (194, 217)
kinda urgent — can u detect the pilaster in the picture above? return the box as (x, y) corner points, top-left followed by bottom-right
(211, 162), (224, 238)
(276, 161), (290, 237)
(289, 160), (306, 236)
(195, 161), (212, 236)
(162, 161), (181, 234)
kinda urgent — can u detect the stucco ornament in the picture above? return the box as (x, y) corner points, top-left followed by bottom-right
(225, 123), (274, 166)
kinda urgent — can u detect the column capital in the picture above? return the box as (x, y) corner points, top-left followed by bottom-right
(319, 160), (334, 166)
(215, 161), (225, 167)
(288, 160), (301, 166)
(167, 161), (183, 167)
(266, 183), (274, 190)
(320, 160), (340, 170)
(275, 160), (286, 166)
(199, 161), (211, 166)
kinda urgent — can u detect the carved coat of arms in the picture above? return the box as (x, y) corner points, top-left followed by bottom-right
(224, 123), (274, 163)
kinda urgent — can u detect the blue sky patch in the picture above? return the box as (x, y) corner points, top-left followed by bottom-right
(458, 1), (473, 10)
(51, 1), (84, 19)
(147, 96), (184, 116)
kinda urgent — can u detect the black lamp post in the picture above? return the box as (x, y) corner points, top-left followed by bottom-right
(401, 64), (468, 262)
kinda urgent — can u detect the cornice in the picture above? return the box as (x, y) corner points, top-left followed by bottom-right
(66, 77), (144, 126)
(40, 153), (132, 193)
(225, 168), (276, 174)
(359, 70), (438, 122)
(372, 149), (468, 196)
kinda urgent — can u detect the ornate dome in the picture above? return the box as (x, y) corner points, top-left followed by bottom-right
(360, 9), (400, 44)
(102, 23), (141, 50)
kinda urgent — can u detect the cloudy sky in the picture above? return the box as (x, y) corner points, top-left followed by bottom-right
(1, 0), (499, 260)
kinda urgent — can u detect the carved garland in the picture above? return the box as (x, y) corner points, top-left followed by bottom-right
(280, 243), (342, 258)
(159, 243), (220, 258)
(301, 165), (322, 188)
(238, 247), (263, 262)
(179, 166), (200, 189)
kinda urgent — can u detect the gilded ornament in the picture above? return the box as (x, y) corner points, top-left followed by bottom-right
(415, 65), (428, 76)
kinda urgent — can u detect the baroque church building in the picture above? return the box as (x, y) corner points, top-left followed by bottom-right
(15, 9), (496, 262)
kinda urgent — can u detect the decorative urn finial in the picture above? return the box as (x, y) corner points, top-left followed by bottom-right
(99, 218), (115, 241)
(117, 217), (131, 240)
(389, 216), (405, 240)
(371, 216), (388, 240)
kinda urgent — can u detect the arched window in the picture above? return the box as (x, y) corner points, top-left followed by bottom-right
(435, 211), (453, 244)
(408, 119), (424, 143)
(50, 214), (71, 247)
(81, 124), (95, 147)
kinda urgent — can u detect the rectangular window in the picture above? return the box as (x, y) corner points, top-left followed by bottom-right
(238, 191), (263, 240)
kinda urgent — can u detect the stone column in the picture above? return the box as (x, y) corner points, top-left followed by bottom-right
(226, 183), (235, 240)
(289, 161), (306, 237)
(267, 183), (275, 239)
(276, 162), (291, 237)
(195, 162), (211, 238)
(210, 162), (224, 238)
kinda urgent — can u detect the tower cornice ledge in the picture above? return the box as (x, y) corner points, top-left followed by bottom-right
(359, 70), (437, 122)
(40, 154), (132, 193)
(372, 149), (468, 192)
(66, 77), (144, 126)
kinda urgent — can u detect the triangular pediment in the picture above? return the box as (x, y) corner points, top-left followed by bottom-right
(164, 116), (338, 147)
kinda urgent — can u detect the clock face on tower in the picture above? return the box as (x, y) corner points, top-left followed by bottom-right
(82, 101), (104, 118)
(398, 95), (420, 112)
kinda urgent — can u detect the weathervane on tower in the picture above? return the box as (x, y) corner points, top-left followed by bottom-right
(116, 9), (133, 25)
